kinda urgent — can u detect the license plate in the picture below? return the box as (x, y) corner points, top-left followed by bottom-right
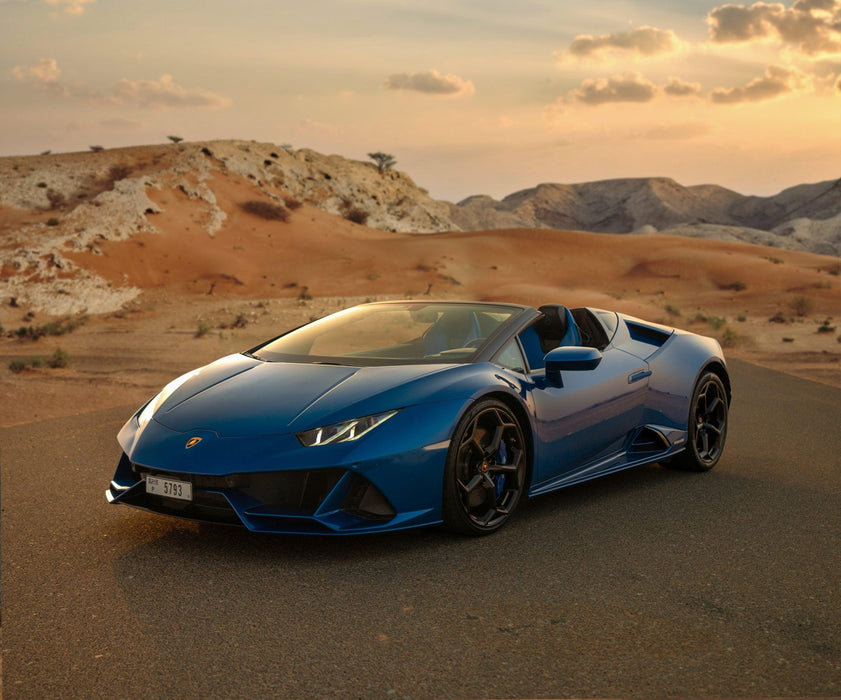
(146, 475), (193, 501)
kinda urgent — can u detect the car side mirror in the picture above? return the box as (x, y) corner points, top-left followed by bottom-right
(545, 346), (603, 387)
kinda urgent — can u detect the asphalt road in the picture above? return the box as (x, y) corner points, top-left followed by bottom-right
(2, 358), (840, 699)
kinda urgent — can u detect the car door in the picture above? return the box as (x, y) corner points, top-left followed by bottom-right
(516, 325), (650, 486)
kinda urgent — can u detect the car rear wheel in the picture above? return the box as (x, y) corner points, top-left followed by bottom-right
(667, 371), (728, 472)
(442, 399), (527, 535)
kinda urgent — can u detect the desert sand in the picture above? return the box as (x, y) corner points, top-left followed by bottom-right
(1, 143), (839, 428)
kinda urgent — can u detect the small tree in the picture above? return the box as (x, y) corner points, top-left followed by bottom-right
(368, 152), (396, 174)
(167, 135), (184, 144)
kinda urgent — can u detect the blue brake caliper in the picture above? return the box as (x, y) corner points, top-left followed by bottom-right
(494, 439), (507, 497)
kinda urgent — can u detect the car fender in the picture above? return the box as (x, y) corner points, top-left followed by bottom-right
(643, 330), (729, 429)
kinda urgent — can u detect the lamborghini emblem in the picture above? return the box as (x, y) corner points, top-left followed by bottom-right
(185, 437), (202, 449)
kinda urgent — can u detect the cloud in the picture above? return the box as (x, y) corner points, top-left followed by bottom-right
(384, 69), (475, 96)
(558, 26), (687, 62)
(11, 60), (230, 109)
(554, 72), (703, 108)
(10, 58), (70, 96)
(663, 76), (703, 96)
(109, 75), (230, 109)
(45, 0), (95, 14)
(710, 64), (811, 102)
(11, 57), (61, 84)
(567, 72), (658, 105)
(706, 0), (841, 55)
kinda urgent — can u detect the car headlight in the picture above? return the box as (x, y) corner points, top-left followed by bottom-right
(297, 410), (398, 447)
(137, 369), (201, 428)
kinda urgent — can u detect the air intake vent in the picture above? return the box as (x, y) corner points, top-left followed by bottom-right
(627, 322), (671, 347)
(629, 427), (670, 454)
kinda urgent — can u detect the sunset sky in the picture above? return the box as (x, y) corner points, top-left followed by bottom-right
(2, 0), (839, 201)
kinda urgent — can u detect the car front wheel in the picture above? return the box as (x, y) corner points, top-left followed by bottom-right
(442, 399), (528, 535)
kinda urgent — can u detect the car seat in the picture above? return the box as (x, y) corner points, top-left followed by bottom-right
(536, 305), (581, 352)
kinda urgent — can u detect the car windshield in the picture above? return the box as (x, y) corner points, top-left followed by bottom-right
(251, 302), (522, 365)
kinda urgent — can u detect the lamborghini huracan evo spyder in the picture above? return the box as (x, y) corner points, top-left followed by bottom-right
(106, 300), (731, 535)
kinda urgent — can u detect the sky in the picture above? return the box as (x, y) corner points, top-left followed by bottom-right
(1, 0), (840, 201)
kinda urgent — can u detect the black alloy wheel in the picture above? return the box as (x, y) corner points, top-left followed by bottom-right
(668, 371), (728, 472)
(443, 399), (528, 535)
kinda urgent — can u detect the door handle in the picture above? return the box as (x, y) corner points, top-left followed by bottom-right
(628, 369), (651, 384)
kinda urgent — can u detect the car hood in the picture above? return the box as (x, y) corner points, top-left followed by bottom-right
(152, 354), (454, 437)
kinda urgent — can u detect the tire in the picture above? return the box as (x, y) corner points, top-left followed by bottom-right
(667, 371), (728, 472)
(442, 399), (528, 535)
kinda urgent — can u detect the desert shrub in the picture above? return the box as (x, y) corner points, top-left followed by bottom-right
(768, 311), (787, 324)
(195, 321), (211, 338)
(16, 316), (86, 340)
(0, 323), (3, 334)
(240, 200), (290, 222)
(789, 296), (813, 317)
(827, 265), (840, 277)
(737, 314), (746, 322)
(719, 327), (738, 348)
(37, 182), (47, 188)
(167, 135), (184, 144)
(343, 206), (369, 225)
(692, 312), (708, 323)
(297, 285), (312, 301)
(46, 189), (65, 209)
(722, 281), (747, 291)
(47, 347), (69, 368)
(43, 316), (86, 336)
(765, 256), (783, 265)
(782, 337), (794, 343)
(708, 316), (726, 330)
(231, 314), (248, 329)
(817, 320), (836, 334)
(89, 145), (104, 152)
(664, 304), (680, 317)
(107, 164), (133, 186)
(8, 354), (58, 372)
(283, 197), (303, 210)
(201, 147), (214, 157)
(46, 217), (60, 227)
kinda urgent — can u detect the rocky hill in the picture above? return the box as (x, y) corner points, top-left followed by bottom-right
(450, 177), (841, 257)
(0, 140), (455, 313)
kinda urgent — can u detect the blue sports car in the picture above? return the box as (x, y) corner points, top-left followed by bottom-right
(106, 300), (730, 535)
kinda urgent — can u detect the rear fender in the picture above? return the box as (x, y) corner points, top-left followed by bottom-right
(643, 331), (727, 429)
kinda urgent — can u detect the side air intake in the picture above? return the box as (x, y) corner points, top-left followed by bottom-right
(629, 427), (670, 454)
